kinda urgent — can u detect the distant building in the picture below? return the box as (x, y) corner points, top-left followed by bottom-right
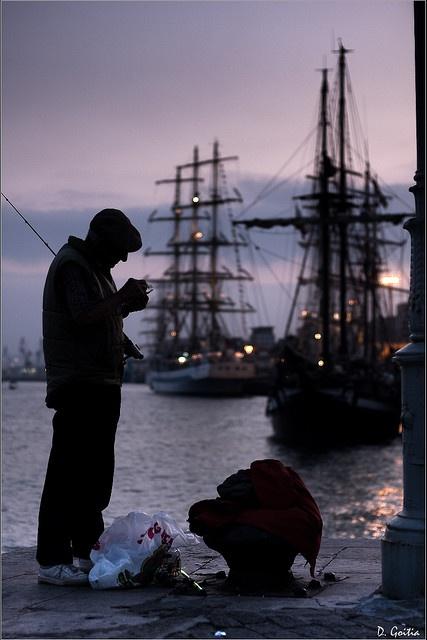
(2, 337), (46, 381)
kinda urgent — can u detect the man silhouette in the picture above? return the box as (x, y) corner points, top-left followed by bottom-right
(37, 208), (149, 585)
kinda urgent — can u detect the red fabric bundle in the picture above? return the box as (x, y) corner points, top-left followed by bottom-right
(189, 459), (323, 576)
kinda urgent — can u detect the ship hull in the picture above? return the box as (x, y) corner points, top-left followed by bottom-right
(267, 386), (401, 446)
(147, 361), (256, 396)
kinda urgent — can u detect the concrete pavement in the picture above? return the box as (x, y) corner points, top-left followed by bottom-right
(2, 539), (425, 639)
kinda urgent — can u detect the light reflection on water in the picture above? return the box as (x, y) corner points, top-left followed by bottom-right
(2, 381), (403, 550)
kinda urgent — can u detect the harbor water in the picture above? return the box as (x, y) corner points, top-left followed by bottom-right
(2, 381), (403, 552)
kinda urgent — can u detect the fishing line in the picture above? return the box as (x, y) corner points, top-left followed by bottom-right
(1, 192), (57, 256)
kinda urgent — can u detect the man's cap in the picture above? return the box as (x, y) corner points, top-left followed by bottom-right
(89, 209), (142, 254)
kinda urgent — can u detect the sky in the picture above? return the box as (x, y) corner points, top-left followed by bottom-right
(1, 0), (417, 356)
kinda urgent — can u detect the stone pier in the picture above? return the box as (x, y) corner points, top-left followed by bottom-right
(2, 539), (424, 639)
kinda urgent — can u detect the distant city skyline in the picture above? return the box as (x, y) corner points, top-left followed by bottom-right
(2, 1), (416, 351)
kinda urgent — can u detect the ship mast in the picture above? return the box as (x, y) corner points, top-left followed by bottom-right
(233, 44), (412, 366)
(158, 166), (183, 346)
(146, 142), (255, 357)
(173, 168), (183, 345)
(190, 146), (200, 351)
(179, 143), (247, 351)
(210, 141), (221, 349)
(361, 161), (381, 363)
(362, 162), (373, 361)
(318, 67), (332, 365)
(335, 40), (351, 360)
(153, 168), (197, 347)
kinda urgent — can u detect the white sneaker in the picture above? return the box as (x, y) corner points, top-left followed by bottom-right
(38, 564), (89, 586)
(75, 557), (93, 574)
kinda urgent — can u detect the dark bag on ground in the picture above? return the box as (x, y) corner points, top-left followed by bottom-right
(188, 459), (322, 589)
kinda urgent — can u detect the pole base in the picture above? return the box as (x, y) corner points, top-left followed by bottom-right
(381, 512), (425, 599)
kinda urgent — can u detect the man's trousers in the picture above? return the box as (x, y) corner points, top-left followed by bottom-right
(36, 384), (121, 566)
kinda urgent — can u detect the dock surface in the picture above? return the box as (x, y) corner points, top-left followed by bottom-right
(2, 539), (424, 639)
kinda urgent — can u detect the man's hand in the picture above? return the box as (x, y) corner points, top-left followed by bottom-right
(118, 278), (150, 312)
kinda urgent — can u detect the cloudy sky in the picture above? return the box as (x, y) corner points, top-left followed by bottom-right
(2, 0), (416, 356)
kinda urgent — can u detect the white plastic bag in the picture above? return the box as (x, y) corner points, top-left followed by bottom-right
(89, 511), (199, 590)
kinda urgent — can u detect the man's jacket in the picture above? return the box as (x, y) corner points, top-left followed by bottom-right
(43, 236), (124, 405)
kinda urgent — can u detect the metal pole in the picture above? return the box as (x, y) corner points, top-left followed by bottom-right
(381, 1), (425, 599)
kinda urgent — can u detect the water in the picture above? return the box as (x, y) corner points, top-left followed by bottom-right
(2, 381), (403, 551)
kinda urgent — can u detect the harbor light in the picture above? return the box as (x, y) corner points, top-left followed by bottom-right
(333, 312), (340, 321)
(192, 195), (200, 204)
(314, 332), (322, 340)
(177, 356), (187, 364)
(318, 359), (325, 367)
(243, 344), (254, 355)
(301, 309), (309, 318)
(170, 330), (177, 337)
(379, 273), (400, 286)
(234, 351), (244, 359)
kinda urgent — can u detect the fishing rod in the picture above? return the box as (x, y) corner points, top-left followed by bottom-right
(1, 192), (57, 256)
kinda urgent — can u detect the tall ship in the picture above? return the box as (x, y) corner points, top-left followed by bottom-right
(144, 142), (257, 395)
(236, 42), (412, 445)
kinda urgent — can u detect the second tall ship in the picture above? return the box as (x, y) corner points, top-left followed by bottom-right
(236, 42), (411, 445)
(144, 142), (257, 395)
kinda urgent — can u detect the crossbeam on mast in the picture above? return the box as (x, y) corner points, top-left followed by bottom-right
(176, 196), (242, 210)
(156, 177), (202, 185)
(233, 212), (412, 229)
(178, 155), (238, 170)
